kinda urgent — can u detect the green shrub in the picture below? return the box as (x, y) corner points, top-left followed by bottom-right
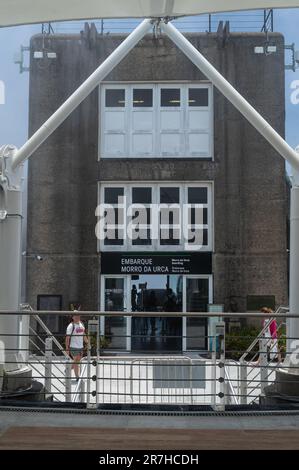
(226, 326), (260, 360)
(88, 332), (111, 355)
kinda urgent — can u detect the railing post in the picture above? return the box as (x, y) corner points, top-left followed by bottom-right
(217, 323), (226, 411)
(211, 321), (226, 411)
(65, 360), (72, 402)
(211, 327), (217, 409)
(86, 341), (98, 409)
(80, 375), (86, 403)
(260, 337), (268, 393)
(44, 337), (53, 395)
(87, 319), (99, 409)
(240, 361), (247, 405)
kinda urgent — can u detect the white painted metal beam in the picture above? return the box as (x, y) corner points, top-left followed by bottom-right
(11, 18), (153, 170)
(161, 20), (299, 171)
(1, 1), (299, 27)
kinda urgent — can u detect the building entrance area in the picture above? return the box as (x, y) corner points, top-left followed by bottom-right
(101, 270), (212, 353)
(131, 275), (182, 352)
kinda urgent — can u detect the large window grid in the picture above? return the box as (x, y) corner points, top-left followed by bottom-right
(98, 183), (213, 252)
(100, 83), (213, 159)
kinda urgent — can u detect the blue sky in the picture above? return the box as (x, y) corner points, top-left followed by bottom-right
(0, 9), (299, 152)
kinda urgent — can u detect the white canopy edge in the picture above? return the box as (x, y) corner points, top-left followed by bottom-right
(1, 0), (299, 28)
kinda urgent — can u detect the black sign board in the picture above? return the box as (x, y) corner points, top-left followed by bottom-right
(101, 252), (212, 275)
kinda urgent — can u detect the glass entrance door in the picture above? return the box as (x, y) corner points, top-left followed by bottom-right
(184, 276), (211, 351)
(131, 275), (183, 352)
(102, 276), (128, 350)
(101, 274), (212, 352)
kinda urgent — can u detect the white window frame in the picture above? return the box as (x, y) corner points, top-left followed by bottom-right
(99, 82), (214, 159)
(130, 84), (155, 157)
(98, 182), (214, 252)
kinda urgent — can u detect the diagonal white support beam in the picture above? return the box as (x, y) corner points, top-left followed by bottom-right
(161, 20), (299, 172)
(11, 18), (153, 170)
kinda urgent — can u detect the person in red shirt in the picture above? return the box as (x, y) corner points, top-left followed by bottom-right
(261, 307), (281, 362)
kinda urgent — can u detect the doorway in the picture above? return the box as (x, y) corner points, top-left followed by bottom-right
(131, 274), (183, 352)
(100, 274), (212, 352)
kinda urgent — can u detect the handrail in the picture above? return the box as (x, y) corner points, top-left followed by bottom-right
(239, 306), (288, 363)
(72, 358), (87, 403)
(224, 365), (239, 405)
(21, 304), (69, 359)
(7, 308), (295, 318)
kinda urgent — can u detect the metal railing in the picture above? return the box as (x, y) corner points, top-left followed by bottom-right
(239, 306), (288, 404)
(46, 11), (274, 36)
(0, 309), (298, 411)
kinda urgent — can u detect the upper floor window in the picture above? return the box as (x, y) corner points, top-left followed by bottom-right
(100, 83), (213, 159)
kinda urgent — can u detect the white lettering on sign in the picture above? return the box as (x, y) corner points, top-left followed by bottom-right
(121, 258), (153, 266)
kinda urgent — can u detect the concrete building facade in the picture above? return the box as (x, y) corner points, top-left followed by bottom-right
(26, 24), (288, 352)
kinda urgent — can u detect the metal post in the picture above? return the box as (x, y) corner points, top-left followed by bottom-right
(240, 361), (248, 405)
(44, 337), (53, 395)
(96, 320), (99, 408)
(0, 146), (23, 371)
(288, 167), (299, 359)
(11, 19), (153, 169)
(86, 341), (94, 409)
(161, 20), (299, 172)
(65, 360), (72, 402)
(217, 322), (226, 411)
(88, 318), (99, 408)
(211, 326), (217, 410)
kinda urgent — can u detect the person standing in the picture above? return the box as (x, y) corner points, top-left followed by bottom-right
(261, 307), (281, 362)
(65, 311), (89, 381)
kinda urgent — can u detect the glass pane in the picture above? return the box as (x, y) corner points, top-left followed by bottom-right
(161, 88), (181, 107)
(188, 187), (208, 204)
(103, 202), (124, 246)
(104, 187), (124, 204)
(104, 278), (124, 311)
(105, 89), (125, 107)
(132, 187), (152, 204)
(189, 88), (209, 107)
(160, 204), (180, 246)
(187, 228), (208, 246)
(132, 207), (151, 246)
(131, 275), (182, 352)
(190, 207), (208, 225)
(104, 278), (126, 349)
(160, 187), (180, 204)
(133, 88), (153, 107)
(186, 278), (209, 350)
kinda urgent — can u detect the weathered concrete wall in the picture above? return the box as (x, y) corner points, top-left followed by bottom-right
(27, 29), (288, 313)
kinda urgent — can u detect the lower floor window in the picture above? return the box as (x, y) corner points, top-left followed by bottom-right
(98, 182), (213, 252)
(100, 274), (213, 351)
